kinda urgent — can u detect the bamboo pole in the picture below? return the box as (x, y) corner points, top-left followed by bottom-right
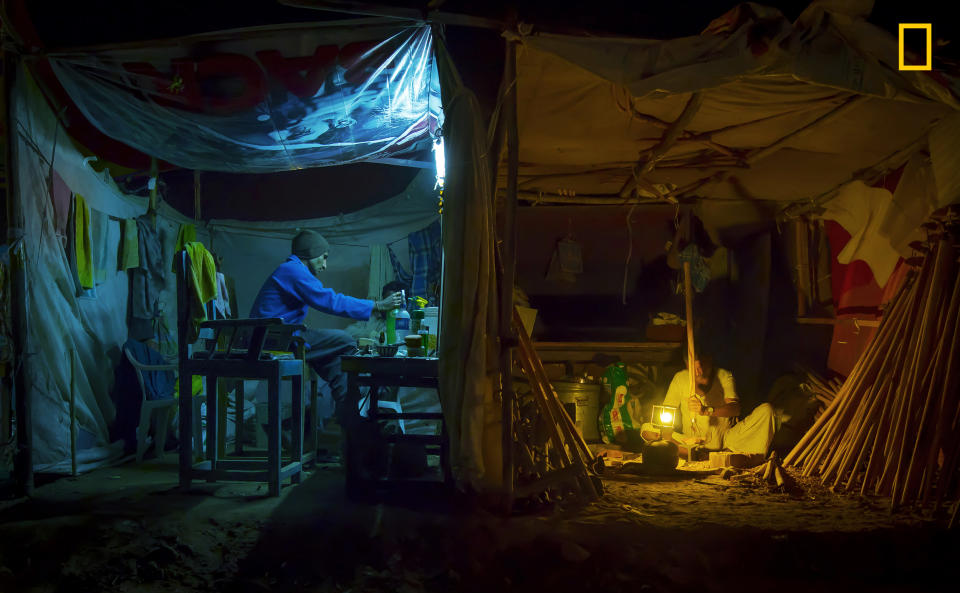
(69, 351), (77, 477)
(899, 292), (954, 506)
(925, 272), (960, 506)
(513, 313), (598, 499)
(796, 217), (810, 317)
(860, 381), (896, 496)
(499, 29), (520, 510)
(6, 52), (33, 496)
(824, 377), (885, 487)
(193, 170), (202, 221)
(871, 262), (932, 493)
(825, 301), (915, 485)
(785, 273), (913, 467)
(619, 92), (704, 198)
(148, 157), (159, 229)
(787, 231), (960, 510)
(514, 335), (596, 499)
(683, 261), (698, 447)
(884, 241), (946, 501)
(844, 422), (877, 492)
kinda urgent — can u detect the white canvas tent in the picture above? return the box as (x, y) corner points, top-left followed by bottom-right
(497, 1), (960, 262)
(9, 65), (439, 471)
(7, 18), (444, 475)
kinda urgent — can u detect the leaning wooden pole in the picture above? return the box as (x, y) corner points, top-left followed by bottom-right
(499, 30), (520, 509)
(683, 261), (697, 433)
(148, 157), (159, 228)
(69, 352), (77, 477)
(5, 54), (33, 496)
(193, 169), (202, 221)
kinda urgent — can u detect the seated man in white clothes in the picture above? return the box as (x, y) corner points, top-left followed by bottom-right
(641, 348), (777, 456)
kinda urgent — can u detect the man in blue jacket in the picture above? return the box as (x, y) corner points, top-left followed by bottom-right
(250, 230), (403, 423)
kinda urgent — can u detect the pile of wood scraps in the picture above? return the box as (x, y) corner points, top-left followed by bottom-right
(510, 308), (603, 505)
(723, 452), (802, 495)
(799, 367), (843, 421)
(785, 221), (960, 523)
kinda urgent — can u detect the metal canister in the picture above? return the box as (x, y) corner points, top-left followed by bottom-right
(553, 375), (602, 442)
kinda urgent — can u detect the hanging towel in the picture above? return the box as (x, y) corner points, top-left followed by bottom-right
(185, 242), (218, 306)
(89, 208), (110, 285)
(367, 244), (395, 301)
(174, 223), (197, 256)
(183, 241), (218, 342)
(120, 219), (140, 270)
(214, 272), (232, 318)
(74, 194), (94, 289)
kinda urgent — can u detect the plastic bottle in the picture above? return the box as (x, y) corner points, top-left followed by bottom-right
(395, 290), (411, 343)
(385, 309), (397, 345)
(410, 308), (424, 334)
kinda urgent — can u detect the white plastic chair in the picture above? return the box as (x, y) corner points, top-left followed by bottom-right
(123, 346), (203, 462)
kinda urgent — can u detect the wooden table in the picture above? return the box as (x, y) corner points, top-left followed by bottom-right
(179, 356), (305, 497)
(341, 355), (451, 497)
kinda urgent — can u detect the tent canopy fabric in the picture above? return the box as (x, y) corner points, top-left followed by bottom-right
(12, 61), (438, 472)
(500, 3), (959, 219)
(48, 19), (441, 173)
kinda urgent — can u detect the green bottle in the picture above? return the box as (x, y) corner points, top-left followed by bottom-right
(385, 308), (397, 345)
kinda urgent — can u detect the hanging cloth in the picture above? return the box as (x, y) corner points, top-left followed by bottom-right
(367, 244), (395, 301)
(408, 219), (442, 301)
(214, 272), (232, 318)
(89, 208), (110, 285)
(174, 223), (197, 259)
(677, 244), (712, 293)
(388, 244), (412, 287)
(119, 218), (140, 270)
(131, 216), (164, 319)
(74, 194), (94, 289)
(183, 241), (218, 342)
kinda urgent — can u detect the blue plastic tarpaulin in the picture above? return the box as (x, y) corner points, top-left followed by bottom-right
(49, 20), (440, 172)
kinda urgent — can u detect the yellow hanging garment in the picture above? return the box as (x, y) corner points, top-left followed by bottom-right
(185, 242), (217, 307)
(181, 241), (218, 342)
(74, 194), (94, 289)
(174, 224), (197, 258)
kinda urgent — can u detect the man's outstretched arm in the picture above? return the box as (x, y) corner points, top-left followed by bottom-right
(289, 266), (374, 320)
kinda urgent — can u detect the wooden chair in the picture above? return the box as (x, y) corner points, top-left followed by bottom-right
(175, 249), (307, 496)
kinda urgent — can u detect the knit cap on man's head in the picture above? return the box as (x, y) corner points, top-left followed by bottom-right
(291, 230), (330, 260)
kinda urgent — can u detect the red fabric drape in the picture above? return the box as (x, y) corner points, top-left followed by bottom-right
(825, 222), (906, 376)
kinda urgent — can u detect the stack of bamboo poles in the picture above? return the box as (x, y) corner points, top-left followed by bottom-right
(784, 227), (960, 521)
(510, 308), (603, 503)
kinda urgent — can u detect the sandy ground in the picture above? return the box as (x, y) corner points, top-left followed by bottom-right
(1, 456), (958, 593)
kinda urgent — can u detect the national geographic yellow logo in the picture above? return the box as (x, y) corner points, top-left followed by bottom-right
(899, 23), (932, 71)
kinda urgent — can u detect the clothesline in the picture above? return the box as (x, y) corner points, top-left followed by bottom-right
(332, 237), (406, 248)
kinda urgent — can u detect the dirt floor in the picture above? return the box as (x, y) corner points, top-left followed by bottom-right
(1, 455), (959, 593)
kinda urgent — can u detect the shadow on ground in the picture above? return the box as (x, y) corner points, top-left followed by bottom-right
(2, 460), (960, 593)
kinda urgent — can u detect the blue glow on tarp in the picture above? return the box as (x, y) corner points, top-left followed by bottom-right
(49, 24), (440, 173)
